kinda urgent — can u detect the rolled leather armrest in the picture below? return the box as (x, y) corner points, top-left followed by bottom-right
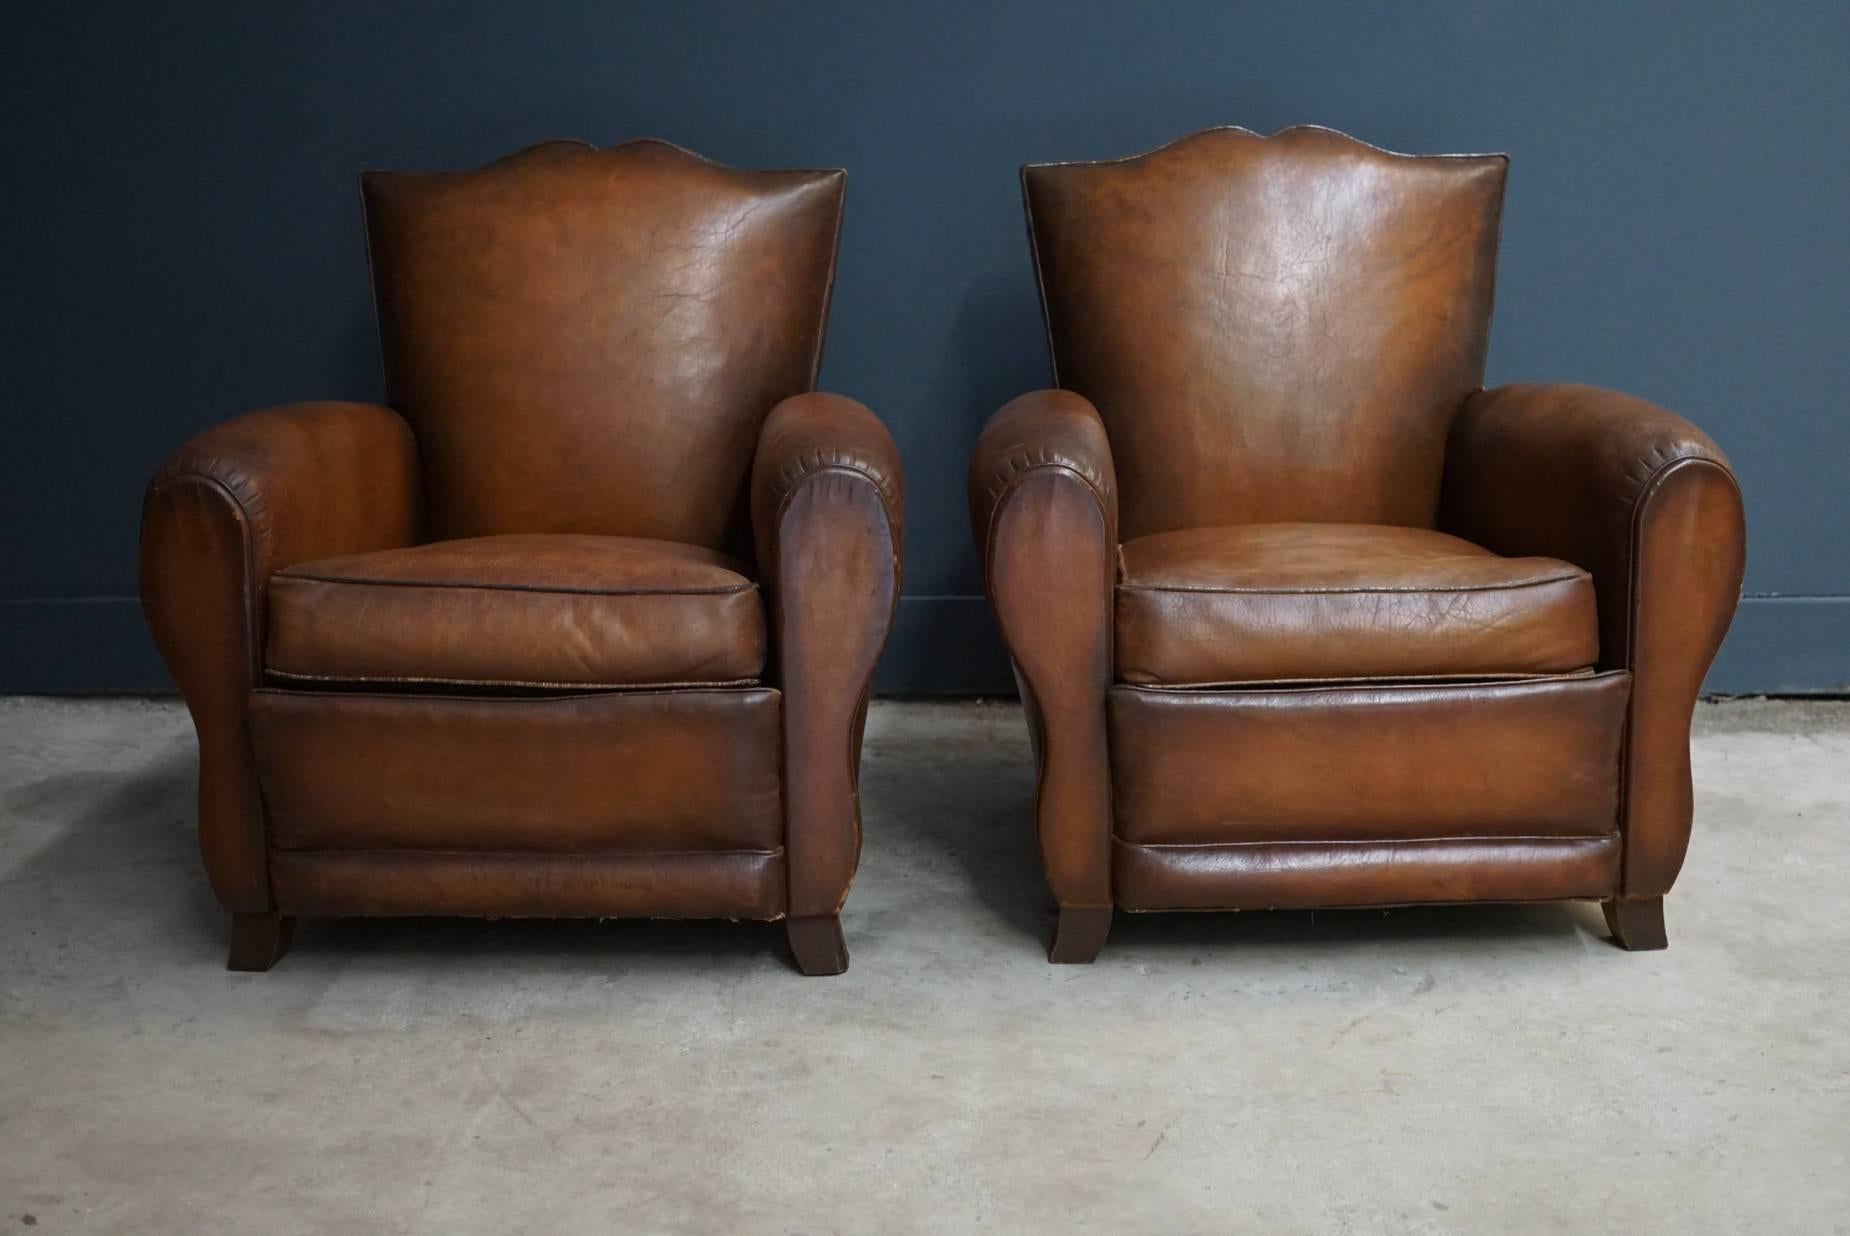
(140, 401), (422, 912)
(1441, 382), (1746, 895)
(967, 390), (1119, 920)
(968, 389), (1117, 555)
(751, 392), (904, 577)
(750, 392), (904, 924)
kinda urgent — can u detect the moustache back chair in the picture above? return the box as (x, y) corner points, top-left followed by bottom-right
(970, 126), (1743, 962)
(141, 140), (903, 975)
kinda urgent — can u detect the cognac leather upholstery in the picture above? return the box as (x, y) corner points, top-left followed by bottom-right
(267, 534), (766, 690)
(142, 141), (903, 975)
(1115, 523), (1598, 686)
(1022, 126), (1504, 538)
(363, 140), (844, 552)
(1108, 674), (1628, 846)
(249, 688), (785, 852)
(974, 127), (1744, 961)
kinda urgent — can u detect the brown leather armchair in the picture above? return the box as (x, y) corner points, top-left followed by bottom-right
(971, 126), (1744, 962)
(141, 140), (903, 975)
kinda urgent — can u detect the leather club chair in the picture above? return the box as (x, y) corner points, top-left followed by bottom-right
(141, 140), (903, 976)
(971, 126), (1744, 963)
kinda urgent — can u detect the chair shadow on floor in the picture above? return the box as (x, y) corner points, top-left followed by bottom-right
(858, 699), (1054, 944)
(1, 731), (784, 977)
(862, 696), (1616, 961)
(296, 914), (786, 973)
(1106, 899), (1611, 957)
(2, 741), (225, 960)
(7, 707), (1614, 979)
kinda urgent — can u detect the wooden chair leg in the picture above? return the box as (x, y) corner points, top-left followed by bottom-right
(227, 912), (295, 972)
(1049, 905), (1111, 964)
(787, 914), (849, 976)
(1602, 896), (1668, 951)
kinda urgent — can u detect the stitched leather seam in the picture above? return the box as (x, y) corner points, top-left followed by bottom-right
(1479, 154), (1509, 384)
(981, 463), (1114, 581)
(979, 467), (1116, 905)
(1021, 170), (1062, 388)
(358, 176), (395, 401)
(1122, 668), (1597, 690)
(770, 463), (904, 545)
(1615, 453), (1743, 891)
(807, 173), (847, 387)
(769, 470), (904, 915)
(146, 473), (265, 679)
(1115, 833), (1620, 850)
(1116, 573), (1587, 596)
(251, 684), (776, 703)
(1024, 125), (1510, 172)
(982, 443), (1114, 519)
(769, 458), (901, 526)
(264, 669), (761, 691)
(145, 471), (280, 910)
(273, 574), (756, 597)
(1113, 669), (1626, 697)
(275, 846), (787, 860)
(1621, 454), (1742, 665)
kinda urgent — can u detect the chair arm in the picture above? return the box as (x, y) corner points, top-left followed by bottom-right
(139, 401), (422, 911)
(751, 392), (904, 581)
(1441, 382), (1745, 895)
(967, 390), (1119, 931)
(750, 392), (904, 929)
(968, 389), (1117, 560)
(1442, 382), (1741, 664)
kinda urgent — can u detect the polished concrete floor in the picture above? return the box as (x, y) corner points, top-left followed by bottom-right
(1, 696), (1846, 1234)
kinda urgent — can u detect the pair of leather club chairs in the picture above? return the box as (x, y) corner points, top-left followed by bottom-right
(141, 127), (1745, 976)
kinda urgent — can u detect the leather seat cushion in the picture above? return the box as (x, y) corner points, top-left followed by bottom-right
(266, 533), (766, 689)
(1115, 523), (1599, 686)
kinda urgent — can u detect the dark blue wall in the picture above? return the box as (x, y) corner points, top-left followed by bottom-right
(4, 1), (1845, 693)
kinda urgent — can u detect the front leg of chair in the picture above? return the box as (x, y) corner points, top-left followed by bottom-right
(1603, 896), (1668, 952)
(228, 913), (297, 972)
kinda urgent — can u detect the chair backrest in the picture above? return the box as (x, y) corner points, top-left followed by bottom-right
(363, 140), (844, 552)
(1023, 126), (1507, 540)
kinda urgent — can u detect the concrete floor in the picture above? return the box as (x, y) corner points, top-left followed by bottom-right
(0, 698), (1846, 1234)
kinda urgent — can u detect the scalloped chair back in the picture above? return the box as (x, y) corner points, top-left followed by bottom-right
(362, 140), (845, 553)
(1023, 126), (1507, 540)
